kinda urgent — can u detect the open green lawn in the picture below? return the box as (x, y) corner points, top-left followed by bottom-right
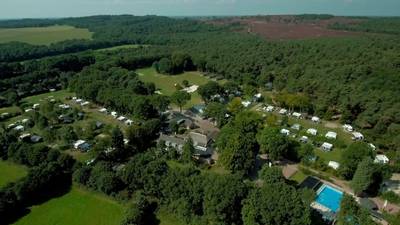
(0, 106), (21, 115)
(137, 67), (225, 107)
(0, 25), (92, 45)
(289, 170), (307, 184)
(95, 44), (144, 52)
(0, 160), (27, 188)
(13, 186), (125, 225)
(21, 89), (75, 105)
(157, 208), (186, 225)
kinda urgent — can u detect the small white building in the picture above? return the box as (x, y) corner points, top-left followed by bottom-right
(72, 97), (77, 100)
(125, 119), (133, 125)
(59, 104), (70, 109)
(7, 123), (16, 129)
(374, 155), (389, 164)
(291, 123), (301, 131)
(266, 106), (274, 112)
(280, 128), (290, 136)
(325, 131), (337, 139)
(343, 124), (353, 132)
(73, 140), (91, 151)
(311, 116), (320, 123)
(368, 143), (376, 151)
(292, 112), (302, 119)
(352, 132), (364, 141)
(279, 108), (288, 115)
(75, 99), (83, 103)
(328, 161), (340, 170)
(81, 101), (90, 106)
(253, 93), (262, 101)
(300, 136), (309, 143)
(241, 101), (251, 108)
(49, 88), (56, 92)
(117, 116), (126, 122)
(321, 142), (333, 151)
(307, 128), (318, 136)
(19, 133), (31, 141)
(111, 111), (118, 118)
(33, 103), (40, 109)
(21, 118), (30, 124)
(25, 109), (33, 113)
(1, 112), (9, 117)
(99, 108), (107, 113)
(13, 125), (25, 132)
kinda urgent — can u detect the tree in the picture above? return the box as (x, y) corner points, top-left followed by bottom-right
(350, 158), (376, 196)
(257, 127), (290, 161)
(181, 138), (194, 163)
(337, 194), (376, 225)
(217, 111), (262, 175)
(170, 91), (191, 112)
(259, 165), (285, 184)
(203, 174), (247, 225)
(156, 57), (173, 74)
(299, 144), (315, 164)
(340, 142), (375, 180)
(182, 80), (189, 87)
(197, 81), (222, 103)
(111, 126), (124, 151)
(242, 182), (311, 225)
(204, 102), (228, 127)
(227, 97), (244, 115)
(120, 192), (158, 225)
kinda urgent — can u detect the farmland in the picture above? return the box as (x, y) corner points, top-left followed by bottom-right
(208, 15), (362, 40)
(0, 25), (92, 45)
(137, 67), (225, 107)
(0, 160), (27, 188)
(12, 186), (125, 225)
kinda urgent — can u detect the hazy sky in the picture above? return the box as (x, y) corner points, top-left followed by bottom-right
(1, 0), (400, 19)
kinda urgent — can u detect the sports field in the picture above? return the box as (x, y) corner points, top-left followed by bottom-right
(0, 160), (27, 188)
(0, 25), (92, 45)
(13, 186), (125, 225)
(137, 67), (225, 107)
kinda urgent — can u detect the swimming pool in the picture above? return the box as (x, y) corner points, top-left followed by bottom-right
(315, 184), (343, 213)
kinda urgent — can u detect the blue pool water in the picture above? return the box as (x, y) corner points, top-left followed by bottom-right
(315, 185), (343, 213)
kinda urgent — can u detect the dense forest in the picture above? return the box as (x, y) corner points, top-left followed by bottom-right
(1, 15), (400, 152)
(1, 14), (400, 225)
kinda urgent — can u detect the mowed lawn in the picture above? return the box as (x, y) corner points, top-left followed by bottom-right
(0, 160), (27, 188)
(137, 67), (224, 107)
(21, 89), (75, 105)
(13, 186), (125, 225)
(0, 25), (92, 45)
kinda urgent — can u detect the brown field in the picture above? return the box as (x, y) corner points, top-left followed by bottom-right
(207, 15), (363, 40)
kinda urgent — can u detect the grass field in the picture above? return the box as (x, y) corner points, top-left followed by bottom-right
(13, 186), (125, 225)
(0, 106), (21, 115)
(0, 160), (27, 188)
(95, 44), (143, 52)
(137, 67), (225, 108)
(0, 25), (92, 45)
(21, 89), (75, 105)
(289, 170), (307, 184)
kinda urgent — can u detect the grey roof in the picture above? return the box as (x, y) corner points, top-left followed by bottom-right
(159, 134), (186, 146)
(189, 131), (210, 147)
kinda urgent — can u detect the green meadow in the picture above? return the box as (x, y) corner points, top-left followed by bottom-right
(13, 186), (125, 225)
(137, 67), (225, 107)
(0, 25), (92, 45)
(0, 160), (28, 188)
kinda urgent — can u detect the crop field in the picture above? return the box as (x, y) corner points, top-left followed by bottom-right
(0, 160), (27, 188)
(0, 25), (92, 45)
(137, 67), (225, 107)
(13, 186), (125, 225)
